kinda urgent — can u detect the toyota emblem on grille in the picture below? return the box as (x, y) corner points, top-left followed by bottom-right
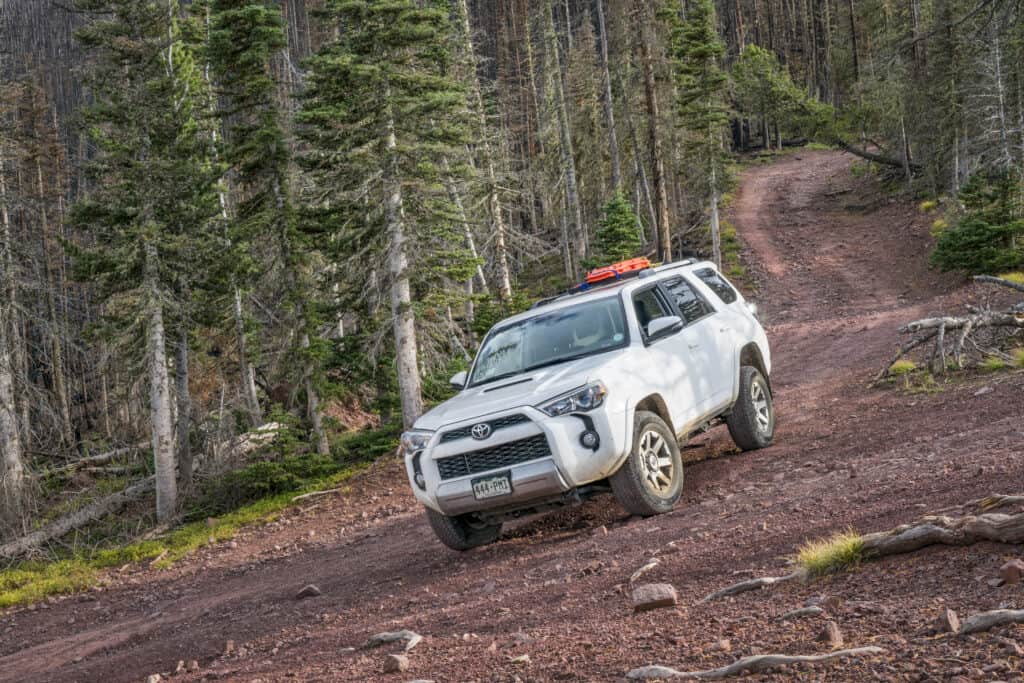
(470, 422), (492, 440)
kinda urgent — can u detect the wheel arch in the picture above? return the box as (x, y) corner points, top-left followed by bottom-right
(739, 342), (772, 394)
(633, 393), (675, 434)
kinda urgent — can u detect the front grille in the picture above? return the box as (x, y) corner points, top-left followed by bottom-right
(435, 434), (551, 480)
(439, 413), (531, 443)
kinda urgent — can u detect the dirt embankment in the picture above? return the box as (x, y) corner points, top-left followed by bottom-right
(2, 151), (1022, 682)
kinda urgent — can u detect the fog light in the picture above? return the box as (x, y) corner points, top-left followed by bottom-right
(579, 430), (600, 451)
(414, 472), (426, 490)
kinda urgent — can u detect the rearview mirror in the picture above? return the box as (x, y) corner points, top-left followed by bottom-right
(449, 370), (468, 389)
(647, 315), (683, 339)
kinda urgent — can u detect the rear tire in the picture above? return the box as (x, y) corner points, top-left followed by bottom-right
(610, 411), (684, 516)
(425, 508), (502, 551)
(727, 366), (775, 451)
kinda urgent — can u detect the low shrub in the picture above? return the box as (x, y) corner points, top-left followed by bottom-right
(796, 529), (864, 577)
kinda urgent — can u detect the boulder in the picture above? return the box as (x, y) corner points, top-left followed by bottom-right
(999, 559), (1024, 585)
(383, 654), (409, 673)
(632, 583), (678, 612)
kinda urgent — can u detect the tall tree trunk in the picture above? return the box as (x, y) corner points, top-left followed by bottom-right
(385, 98), (423, 429)
(233, 287), (262, 426)
(595, 0), (622, 193)
(175, 330), (192, 491)
(546, 0), (586, 279)
(710, 163), (723, 269)
(636, 11), (672, 263)
(0, 161), (26, 527)
(301, 333), (329, 455)
(846, 0), (860, 82)
(456, 0), (513, 299)
(145, 242), (176, 523)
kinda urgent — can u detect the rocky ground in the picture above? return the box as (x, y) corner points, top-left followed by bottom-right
(2, 150), (1022, 682)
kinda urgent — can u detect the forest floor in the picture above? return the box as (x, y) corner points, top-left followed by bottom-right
(3, 150), (1023, 682)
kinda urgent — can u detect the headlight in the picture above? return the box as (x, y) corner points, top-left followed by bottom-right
(398, 430), (433, 457)
(538, 382), (607, 417)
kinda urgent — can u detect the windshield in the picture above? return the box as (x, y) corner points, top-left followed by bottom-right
(468, 296), (628, 387)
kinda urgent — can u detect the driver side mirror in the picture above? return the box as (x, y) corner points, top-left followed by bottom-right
(647, 315), (683, 339)
(449, 370), (468, 390)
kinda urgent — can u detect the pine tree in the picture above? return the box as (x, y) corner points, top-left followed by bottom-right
(71, 0), (220, 521)
(300, 0), (476, 429)
(932, 169), (1024, 274)
(206, 0), (330, 455)
(669, 0), (730, 267)
(591, 191), (641, 267)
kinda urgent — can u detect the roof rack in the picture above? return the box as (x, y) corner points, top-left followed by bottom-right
(529, 257), (697, 310)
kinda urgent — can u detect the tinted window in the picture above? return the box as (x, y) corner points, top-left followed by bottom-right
(662, 277), (715, 324)
(632, 288), (669, 336)
(695, 267), (738, 304)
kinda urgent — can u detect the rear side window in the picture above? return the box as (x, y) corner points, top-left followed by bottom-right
(632, 288), (669, 336)
(694, 267), (738, 304)
(662, 277), (715, 324)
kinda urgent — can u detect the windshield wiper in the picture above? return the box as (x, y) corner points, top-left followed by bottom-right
(523, 353), (591, 373)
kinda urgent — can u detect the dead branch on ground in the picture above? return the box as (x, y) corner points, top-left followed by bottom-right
(698, 570), (805, 604)
(960, 609), (1024, 634)
(626, 647), (887, 680)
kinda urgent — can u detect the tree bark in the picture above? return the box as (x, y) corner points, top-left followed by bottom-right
(175, 330), (192, 491)
(233, 286), (262, 427)
(302, 332), (330, 455)
(636, 6), (671, 263)
(710, 165), (723, 269)
(385, 95), (424, 429)
(0, 157), (24, 524)
(144, 242), (177, 523)
(546, 0), (586, 280)
(595, 0), (622, 193)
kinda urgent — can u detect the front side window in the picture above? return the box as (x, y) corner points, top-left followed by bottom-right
(662, 276), (715, 324)
(632, 288), (669, 336)
(695, 267), (739, 304)
(469, 296), (627, 386)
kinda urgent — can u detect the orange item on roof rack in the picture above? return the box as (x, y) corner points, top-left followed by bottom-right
(584, 257), (652, 285)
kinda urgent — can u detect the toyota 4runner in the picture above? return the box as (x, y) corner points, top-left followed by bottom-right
(400, 258), (774, 550)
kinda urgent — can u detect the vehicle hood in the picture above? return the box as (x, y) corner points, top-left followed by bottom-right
(414, 353), (615, 430)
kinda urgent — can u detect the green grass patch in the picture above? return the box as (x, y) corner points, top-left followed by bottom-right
(0, 426), (397, 609)
(980, 355), (1009, 372)
(796, 529), (864, 577)
(805, 141), (833, 151)
(998, 271), (1024, 285)
(918, 199), (938, 212)
(888, 359), (917, 376)
(929, 218), (949, 237)
(1011, 348), (1024, 369)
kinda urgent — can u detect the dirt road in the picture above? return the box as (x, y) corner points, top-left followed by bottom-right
(3, 151), (1023, 682)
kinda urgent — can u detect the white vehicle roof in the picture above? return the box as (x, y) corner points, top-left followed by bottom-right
(496, 259), (720, 328)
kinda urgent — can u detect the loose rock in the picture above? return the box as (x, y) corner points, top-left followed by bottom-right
(817, 621), (844, 649)
(632, 583), (678, 612)
(999, 559), (1024, 585)
(145, 676), (161, 683)
(383, 654), (409, 673)
(295, 584), (322, 600)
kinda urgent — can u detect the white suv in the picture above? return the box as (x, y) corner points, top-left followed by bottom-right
(400, 259), (774, 550)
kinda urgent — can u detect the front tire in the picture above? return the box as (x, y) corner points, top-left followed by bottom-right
(425, 508), (502, 551)
(727, 366), (775, 451)
(610, 411), (684, 516)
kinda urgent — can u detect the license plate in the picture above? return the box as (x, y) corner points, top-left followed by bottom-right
(472, 472), (512, 500)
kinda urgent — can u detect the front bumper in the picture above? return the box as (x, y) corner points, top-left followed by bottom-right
(434, 458), (569, 515)
(405, 404), (630, 516)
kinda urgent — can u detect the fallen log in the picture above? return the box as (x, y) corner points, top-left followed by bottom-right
(835, 139), (922, 172)
(860, 510), (1024, 558)
(626, 647), (887, 680)
(960, 609), (1024, 634)
(699, 570), (804, 604)
(0, 477), (155, 560)
(974, 275), (1024, 294)
(48, 443), (146, 475)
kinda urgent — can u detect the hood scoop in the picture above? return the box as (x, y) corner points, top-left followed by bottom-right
(482, 376), (534, 393)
